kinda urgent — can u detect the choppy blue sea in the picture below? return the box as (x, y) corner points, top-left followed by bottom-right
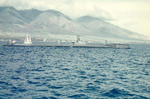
(0, 44), (150, 99)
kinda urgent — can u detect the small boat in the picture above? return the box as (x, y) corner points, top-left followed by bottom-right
(24, 33), (32, 45)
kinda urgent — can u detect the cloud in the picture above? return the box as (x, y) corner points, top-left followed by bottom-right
(0, 0), (30, 9)
(0, 0), (114, 20)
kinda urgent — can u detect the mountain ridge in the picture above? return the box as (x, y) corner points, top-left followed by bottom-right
(76, 16), (146, 40)
(0, 6), (148, 41)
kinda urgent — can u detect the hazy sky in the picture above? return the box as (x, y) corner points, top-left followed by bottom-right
(0, 0), (150, 38)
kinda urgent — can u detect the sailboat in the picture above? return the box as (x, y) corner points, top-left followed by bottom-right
(24, 33), (32, 45)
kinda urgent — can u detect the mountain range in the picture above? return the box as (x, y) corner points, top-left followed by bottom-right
(0, 6), (148, 41)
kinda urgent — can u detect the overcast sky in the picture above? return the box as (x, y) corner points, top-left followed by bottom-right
(0, 0), (150, 38)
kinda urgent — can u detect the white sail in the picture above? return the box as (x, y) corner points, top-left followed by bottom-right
(24, 33), (32, 45)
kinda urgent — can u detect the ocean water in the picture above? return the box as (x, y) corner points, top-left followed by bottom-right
(0, 45), (150, 99)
